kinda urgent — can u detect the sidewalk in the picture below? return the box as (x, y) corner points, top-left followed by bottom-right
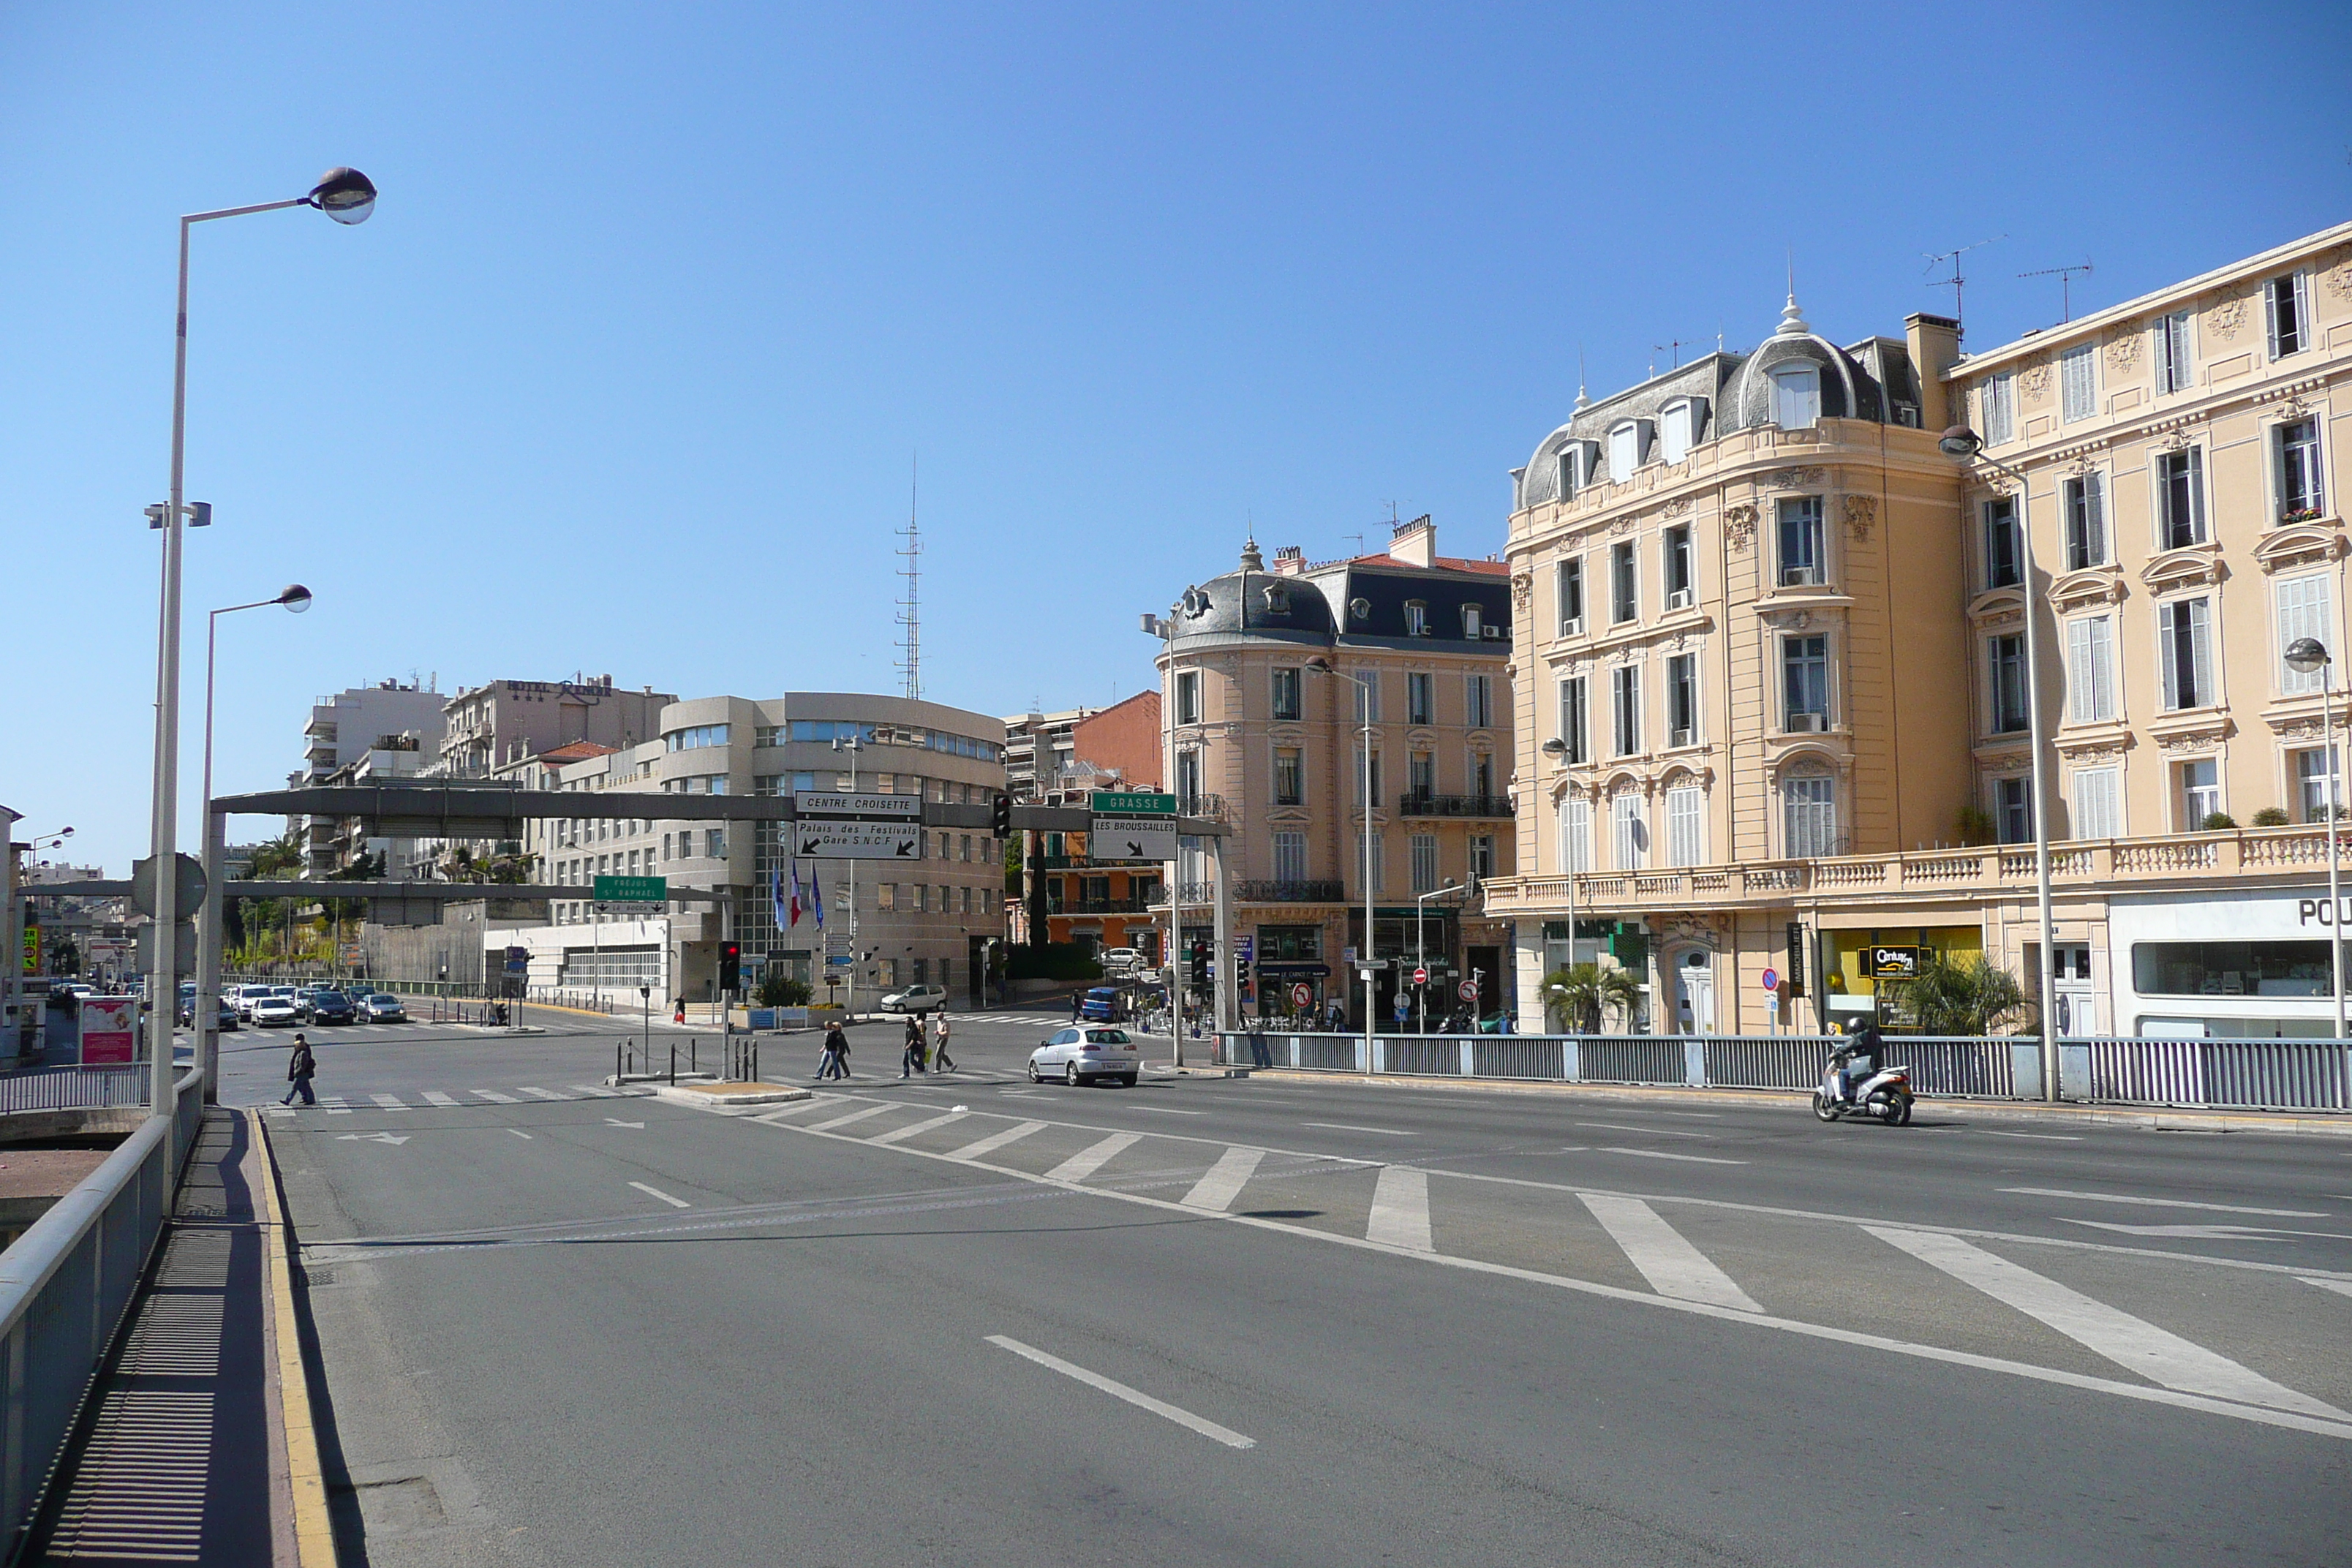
(20, 1107), (317, 1564)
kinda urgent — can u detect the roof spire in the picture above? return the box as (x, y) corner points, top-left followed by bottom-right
(1776, 250), (1811, 337)
(1573, 344), (1590, 412)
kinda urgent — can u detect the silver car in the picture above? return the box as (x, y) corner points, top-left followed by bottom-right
(361, 992), (407, 1023)
(1028, 1026), (1142, 1087)
(251, 995), (301, 1027)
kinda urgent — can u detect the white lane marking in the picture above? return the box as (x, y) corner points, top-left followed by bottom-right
(336, 1132), (409, 1145)
(1981, 1130), (2082, 1142)
(421, 1092), (461, 1107)
(1046, 1132), (1142, 1183)
(870, 1109), (970, 1146)
(946, 1120), (1047, 1161)
(1654, 1112), (1722, 1119)
(999, 1089), (1050, 1098)
(605, 1118), (646, 1129)
(2059, 1219), (2351, 1242)
(2304, 1277), (2352, 1300)
(367, 1093), (408, 1111)
(1303, 1122), (1417, 1137)
(1183, 1148), (1266, 1213)
(1126, 1105), (1205, 1115)
(1367, 1166), (1433, 1252)
(1576, 1122), (1712, 1139)
(1597, 1147), (1748, 1166)
(517, 1087), (565, 1101)
(323, 1097), (352, 1115)
(572, 1084), (622, 1098)
(508, 1128), (532, 1139)
(628, 1181), (692, 1209)
(1866, 1226), (2346, 1418)
(985, 1335), (1254, 1449)
(1580, 1193), (1761, 1313)
(2002, 1187), (2324, 1218)
(470, 1090), (519, 1104)
(806, 1103), (899, 1133)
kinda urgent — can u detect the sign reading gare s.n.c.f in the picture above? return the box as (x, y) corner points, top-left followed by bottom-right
(794, 793), (921, 860)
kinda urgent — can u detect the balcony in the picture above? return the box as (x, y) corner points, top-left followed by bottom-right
(1397, 793), (1515, 819)
(1047, 897), (1160, 916)
(1232, 878), (1347, 904)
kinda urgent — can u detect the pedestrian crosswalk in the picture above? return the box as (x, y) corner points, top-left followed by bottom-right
(764, 1092), (2352, 1435)
(264, 1084), (651, 1117)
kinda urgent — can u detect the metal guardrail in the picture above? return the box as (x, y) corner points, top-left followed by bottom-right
(1211, 1030), (2352, 1111)
(0, 1066), (203, 1556)
(0, 1067), (150, 1115)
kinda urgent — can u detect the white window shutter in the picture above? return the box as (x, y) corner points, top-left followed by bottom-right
(2189, 598), (2212, 707)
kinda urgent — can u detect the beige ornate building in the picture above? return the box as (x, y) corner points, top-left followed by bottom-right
(1156, 523), (1516, 1025)
(1488, 221), (2352, 1043)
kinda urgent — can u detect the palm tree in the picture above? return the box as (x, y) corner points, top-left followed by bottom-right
(1898, 952), (2033, 1036)
(1544, 962), (1643, 1033)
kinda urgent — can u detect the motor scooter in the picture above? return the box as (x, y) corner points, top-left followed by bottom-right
(1812, 1047), (1914, 1125)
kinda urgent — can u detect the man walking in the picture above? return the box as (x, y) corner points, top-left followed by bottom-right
(1070, 990), (1085, 1022)
(816, 1020), (850, 1080)
(900, 1015), (927, 1078)
(279, 1032), (317, 1107)
(931, 1009), (954, 1073)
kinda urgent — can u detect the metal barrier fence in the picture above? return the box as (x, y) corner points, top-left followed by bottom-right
(0, 1066), (150, 1115)
(1213, 1030), (2352, 1111)
(0, 1066), (202, 1556)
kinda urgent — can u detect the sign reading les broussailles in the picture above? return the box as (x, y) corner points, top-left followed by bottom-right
(1089, 791), (1180, 862)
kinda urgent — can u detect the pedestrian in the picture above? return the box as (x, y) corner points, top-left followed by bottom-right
(900, 1015), (927, 1078)
(1071, 990), (1085, 1022)
(932, 1009), (954, 1072)
(279, 1032), (317, 1107)
(816, 1021), (850, 1080)
(672, 995), (686, 1025)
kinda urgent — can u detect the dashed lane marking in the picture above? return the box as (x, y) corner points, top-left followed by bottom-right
(1597, 1147), (1747, 1166)
(1302, 1122), (1416, 1137)
(986, 1335), (1254, 1450)
(628, 1181), (692, 1209)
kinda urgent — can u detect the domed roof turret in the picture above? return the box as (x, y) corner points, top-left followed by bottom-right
(1167, 541), (1335, 648)
(1717, 287), (1884, 433)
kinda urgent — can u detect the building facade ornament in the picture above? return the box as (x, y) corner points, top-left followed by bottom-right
(1723, 503), (1758, 553)
(1660, 494), (1695, 517)
(1608, 513), (1639, 537)
(1510, 572), (1533, 611)
(2272, 718), (2326, 743)
(2106, 331), (2143, 373)
(1766, 466), (1826, 489)
(1842, 494), (1877, 543)
(2206, 291), (2249, 341)
(2018, 357), (2053, 400)
(2327, 254), (2352, 301)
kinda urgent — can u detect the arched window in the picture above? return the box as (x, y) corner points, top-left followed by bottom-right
(1782, 766), (1836, 858)
(1773, 366), (1821, 430)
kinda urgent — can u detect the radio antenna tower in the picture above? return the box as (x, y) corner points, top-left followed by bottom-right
(1923, 234), (2006, 337)
(896, 454), (921, 700)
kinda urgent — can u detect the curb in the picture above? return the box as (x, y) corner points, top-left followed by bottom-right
(652, 1082), (814, 1109)
(252, 1110), (339, 1567)
(1232, 1068), (2352, 1137)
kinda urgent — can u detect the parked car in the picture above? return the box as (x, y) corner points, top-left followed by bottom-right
(1079, 986), (1123, 1022)
(360, 993), (407, 1023)
(1029, 1025), (1142, 1087)
(879, 984), (948, 1015)
(308, 990), (358, 1025)
(251, 995), (301, 1027)
(1100, 947), (1146, 975)
(233, 985), (271, 1020)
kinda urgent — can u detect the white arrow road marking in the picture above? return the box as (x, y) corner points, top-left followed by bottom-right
(336, 1133), (409, 1145)
(1580, 1194), (1761, 1312)
(986, 1335), (1254, 1449)
(1045, 1132), (1141, 1183)
(1183, 1147), (1265, 1213)
(628, 1181), (691, 1209)
(2002, 1187), (2325, 1217)
(1868, 1226), (2348, 1418)
(605, 1118), (646, 1129)
(1367, 1166), (1433, 1252)
(946, 1120), (1046, 1161)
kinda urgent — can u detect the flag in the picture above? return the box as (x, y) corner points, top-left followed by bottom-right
(771, 867), (791, 934)
(810, 871), (826, 929)
(788, 862), (804, 927)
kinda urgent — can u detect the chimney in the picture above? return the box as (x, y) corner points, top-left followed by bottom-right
(1272, 546), (1306, 577)
(1390, 513), (1436, 568)
(1905, 313), (1963, 434)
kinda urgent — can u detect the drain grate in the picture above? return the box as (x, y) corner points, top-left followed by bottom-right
(41, 1389), (214, 1561)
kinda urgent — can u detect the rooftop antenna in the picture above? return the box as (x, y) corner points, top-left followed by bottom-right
(2019, 260), (2095, 323)
(1923, 234), (2006, 338)
(1651, 336), (1697, 370)
(1343, 530), (1366, 557)
(895, 453), (921, 699)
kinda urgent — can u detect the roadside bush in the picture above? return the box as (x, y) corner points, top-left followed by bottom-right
(1004, 943), (1104, 981)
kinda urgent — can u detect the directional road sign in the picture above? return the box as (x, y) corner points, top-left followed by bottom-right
(794, 791), (921, 860)
(592, 875), (667, 905)
(1089, 791), (1180, 862)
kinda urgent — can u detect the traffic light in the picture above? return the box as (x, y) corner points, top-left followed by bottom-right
(718, 941), (741, 992)
(992, 793), (1012, 837)
(1189, 940), (1210, 987)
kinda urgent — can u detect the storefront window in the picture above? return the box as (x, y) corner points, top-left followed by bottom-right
(2131, 941), (2333, 998)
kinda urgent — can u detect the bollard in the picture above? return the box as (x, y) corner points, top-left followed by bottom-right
(669, 1044), (676, 1086)
(752, 1041), (758, 1083)
(616, 1041), (623, 1083)
(691, 1039), (698, 1077)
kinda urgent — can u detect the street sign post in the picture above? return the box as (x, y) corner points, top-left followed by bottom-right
(1761, 966), (1779, 992)
(1458, 979), (1478, 1002)
(1290, 981), (1313, 1008)
(793, 792), (921, 860)
(1088, 791), (1179, 862)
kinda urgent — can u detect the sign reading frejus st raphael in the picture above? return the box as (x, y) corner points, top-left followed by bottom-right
(1089, 791), (1179, 862)
(794, 792), (921, 860)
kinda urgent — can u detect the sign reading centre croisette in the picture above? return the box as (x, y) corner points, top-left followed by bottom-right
(794, 792), (921, 860)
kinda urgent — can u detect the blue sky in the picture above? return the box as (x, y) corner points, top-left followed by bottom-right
(6, 1), (2348, 872)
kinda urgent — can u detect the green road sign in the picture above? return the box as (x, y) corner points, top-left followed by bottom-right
(592, 875), (668, 904)
(1090, 791), (1177, 815)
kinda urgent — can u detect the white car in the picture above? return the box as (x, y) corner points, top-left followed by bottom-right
(880, 984), (948, 1014)
(233, 985), (273, 1020)
(251, 995), (301, 1027)
(1029, 1025), (1142, 1087)
(1099, 948), (1145, 975)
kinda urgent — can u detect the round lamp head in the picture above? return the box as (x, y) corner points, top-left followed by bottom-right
(1937, 425), (1983, 459)
(1305, 657), (1333, 673)
(308, 167), (377, 225)
(1540, 737), (1568, 757)
(278, 584), (313, 614)
(2285, 636), (2331, 675)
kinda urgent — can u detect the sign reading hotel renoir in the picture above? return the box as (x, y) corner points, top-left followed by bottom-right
(794, 792), (921, 860)
(1090, 791), (1179, 862)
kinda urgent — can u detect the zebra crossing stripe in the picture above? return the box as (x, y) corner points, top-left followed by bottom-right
(470, 1090), (519, 1104)
(1045, 1132), (1140, 1183)
(421, 1091), (460, 1107)
(946, 1120), (1045, 1161)
(1580, 1194), (1760, 1313)
(869, 1109), (969, 1146)
(1367, 1166), (1433, 1251)
(516, 1087), (565, 1100)
(806, 1103), (897, 1134)
(323, 1097), (352, 1115)
(1182, 1147), (1264, 1213)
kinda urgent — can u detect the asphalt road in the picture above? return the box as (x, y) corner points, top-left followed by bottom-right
(226, 1005), (2352, 1566)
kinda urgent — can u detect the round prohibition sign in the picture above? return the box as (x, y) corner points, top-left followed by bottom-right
(1457, 979), (1478, 1002)
(1290, 982), (1313, 1008)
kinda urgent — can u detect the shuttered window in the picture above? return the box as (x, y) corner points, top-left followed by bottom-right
(1665, 785), (1703, 868)
(2060, 344), (2097, 423)
(2277, 574), (2333, 696)
(2065, 473), (2106, 569)
(2158, 598), (2212, 710)
(2073, 767), (2120, 840)
(2067, 615), (2117, 724)
(1557, 798), (1591, 874)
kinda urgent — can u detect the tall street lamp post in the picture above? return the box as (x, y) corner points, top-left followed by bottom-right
(1141, 607), (1186, 1067)
(2284, 637), (2345, 1040)
(145, 167), (374, 1123)
(1414, 879), (1458, 1032)
(1308, 659), (1377, 1074)
(197, 584), (311, 1099)
(1939, 425), (2058, 1101)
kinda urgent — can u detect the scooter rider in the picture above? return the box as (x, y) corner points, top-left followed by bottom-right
(1830, 1018), (1884, 1105)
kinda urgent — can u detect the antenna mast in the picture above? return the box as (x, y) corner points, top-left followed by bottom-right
(1923, 234), (2007, 337)
(896, 455), (921, 700)
(2019, 260), (2095, 323)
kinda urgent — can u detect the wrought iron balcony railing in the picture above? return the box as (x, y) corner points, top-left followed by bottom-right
(1397, 793), (1515, 818)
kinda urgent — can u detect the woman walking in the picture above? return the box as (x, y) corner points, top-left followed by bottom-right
(816, 1020), (850, 1080)
(900, 1014), (927, 1078)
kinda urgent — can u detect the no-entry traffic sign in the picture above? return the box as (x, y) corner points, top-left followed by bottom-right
(1411, 965), (1429, 987)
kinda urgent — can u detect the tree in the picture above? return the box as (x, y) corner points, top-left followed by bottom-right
(755, 970), (812, 1007)
(1544, 962), (1642, 1033)
(1898, 952), (2032, 1036)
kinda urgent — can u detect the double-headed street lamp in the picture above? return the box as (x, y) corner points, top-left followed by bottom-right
(144, 168), (373, 1120)
(196, 584), (312, 1099)
(2283, 636), (2347, 1041)
(1307, 657), (1377, 1073)
(1938, 424), (2058, 1102)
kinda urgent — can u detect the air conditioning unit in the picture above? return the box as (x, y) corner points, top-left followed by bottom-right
(1558, 617), (1585, 637)
(1670, 728), (1695, 748)
(1780, 566), (1825, 587)
(1483, 626), (1506, 640)
(1787, 713), (1828, 734)
(1667, 589), (1694, 610)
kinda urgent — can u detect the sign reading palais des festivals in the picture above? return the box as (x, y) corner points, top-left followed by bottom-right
(794, 791), (921, 860)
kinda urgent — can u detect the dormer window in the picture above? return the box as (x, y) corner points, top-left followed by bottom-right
(1559, 439), (1600, 499)
(1404, 600), (1428, 637)
(1461, 604), (1483, 639)
(1607, 420), (1653, 477)
(1262, 584), (1292, 615)
(1772, 366), (1820, 429)
(1660, 399), (1706, 464)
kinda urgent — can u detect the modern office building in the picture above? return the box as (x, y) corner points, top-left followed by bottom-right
(1485, 221), (2352, 1040)
(293, 679), (448, 872)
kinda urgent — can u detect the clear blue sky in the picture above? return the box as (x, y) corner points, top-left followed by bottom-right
(6, 1), (2348, 873)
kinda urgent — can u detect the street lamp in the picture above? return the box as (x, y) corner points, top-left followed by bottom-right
(196, 584), (312, 1098)
(1413, 879), (1459, 1033)
(1940, 425), (2059, 1101)
(146, 168), (374, 1125)
(1142, 607), (1186, 1067)
(1308, 657), (1378, 1074)
(831, 734), (863, 1024)
(2285, 636), (2345, 1040)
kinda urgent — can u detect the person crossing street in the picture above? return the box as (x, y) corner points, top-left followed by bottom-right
(279, 1032), (317, 1106)
(900, 1015), (927, 1078)
(815, 1020), (851, 1080)
(930, 1009), (954, 1072)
